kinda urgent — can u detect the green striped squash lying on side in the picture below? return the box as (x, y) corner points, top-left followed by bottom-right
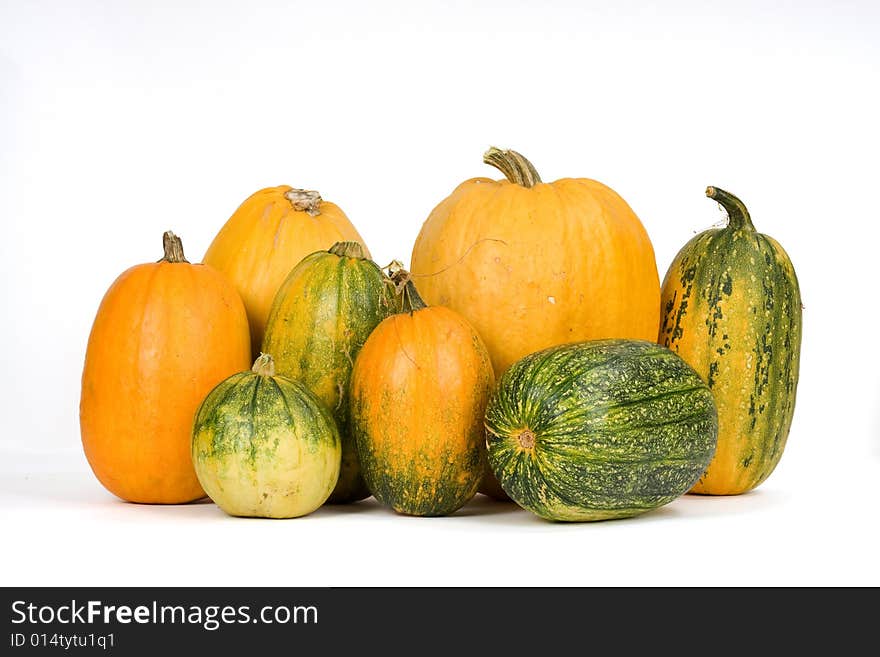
(485, 339), (718, 522)
(262, 241), (394, 503)
(659, 187), (802, 495)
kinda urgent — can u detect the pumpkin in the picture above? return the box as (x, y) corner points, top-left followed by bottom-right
(262, 241), (394, 503)
(203, 185), (369, 354)
(349, 268), (494, 516)
(659, 187), (802, 495)
(192, 354), (341, 518)
(80, 232), (251, 504)
(485, 339), (718, 522)
(410, 147), (660, 376)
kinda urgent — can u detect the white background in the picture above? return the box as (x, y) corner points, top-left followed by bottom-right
(2, 0), (878, 586)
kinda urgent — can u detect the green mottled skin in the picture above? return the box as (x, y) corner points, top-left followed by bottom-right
(262, 247), (394, 503)
(350, 386), (487, 517)
(659, 189), (802, 494)
(191, 370), (341, 518)
(358, 438), (485, 517)
(485, 340), (718, 522)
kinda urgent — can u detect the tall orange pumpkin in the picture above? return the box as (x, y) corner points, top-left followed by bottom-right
(349, 267), (495, 516)
(80, 232), (251, 504)
(203, 185), (369, 353)
(410, 147), (661, 376)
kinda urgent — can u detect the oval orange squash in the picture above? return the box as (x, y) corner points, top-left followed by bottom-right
(349, 267), (495, 516)
(80, 232), (251, 504)
(203, 185), (369, 353)
(410, 147), (660, 376)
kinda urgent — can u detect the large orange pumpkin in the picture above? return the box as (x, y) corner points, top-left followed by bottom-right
(410, 147), (661, 376)
(80, 232), (251, 504)
(203, 185), (369, 353)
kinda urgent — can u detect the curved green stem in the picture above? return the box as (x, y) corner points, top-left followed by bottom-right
(483, 147), (542, 188)
(706, 186), (755, 231)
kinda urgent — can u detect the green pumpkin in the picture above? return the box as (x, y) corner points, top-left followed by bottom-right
(485, 339), (718, 522)
(262, 241), (394, 503)
(191, 354), (340, 518)
(659, 187), (802, 495)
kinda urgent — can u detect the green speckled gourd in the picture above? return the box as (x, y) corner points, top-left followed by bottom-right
(659, 187), (802, 495)
(262, 241), (394, 503)
(191, 354), (341, 518)
(485, 340), (718, 522)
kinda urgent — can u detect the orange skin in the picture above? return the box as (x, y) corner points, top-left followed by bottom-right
(411, 177), (660, 375)
(203, 185), (368, 353)
(80, 256), (251, 504)
(351, 305), (495, 516)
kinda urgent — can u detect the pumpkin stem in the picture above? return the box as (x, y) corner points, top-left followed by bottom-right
(284, 188), (322, 216)
(328, 241), (366, 259)
(401, 280), (427, 313)
(160, 231), (189, 263)
(385, 262), (427, 313)
(706, 186), (755, 231)
(251, 353), (276, 377)
(483, 147), (542, 188)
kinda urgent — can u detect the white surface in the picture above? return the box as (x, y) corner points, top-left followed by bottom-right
(2, 1), (879, 586)
(1, 452), (878, 587)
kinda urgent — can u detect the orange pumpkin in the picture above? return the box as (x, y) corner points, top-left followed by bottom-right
(203, 185), (369, 353)
(349, 267), (495, 516)
(80, 232), (251, 504)
(410, 147), (661, 376)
